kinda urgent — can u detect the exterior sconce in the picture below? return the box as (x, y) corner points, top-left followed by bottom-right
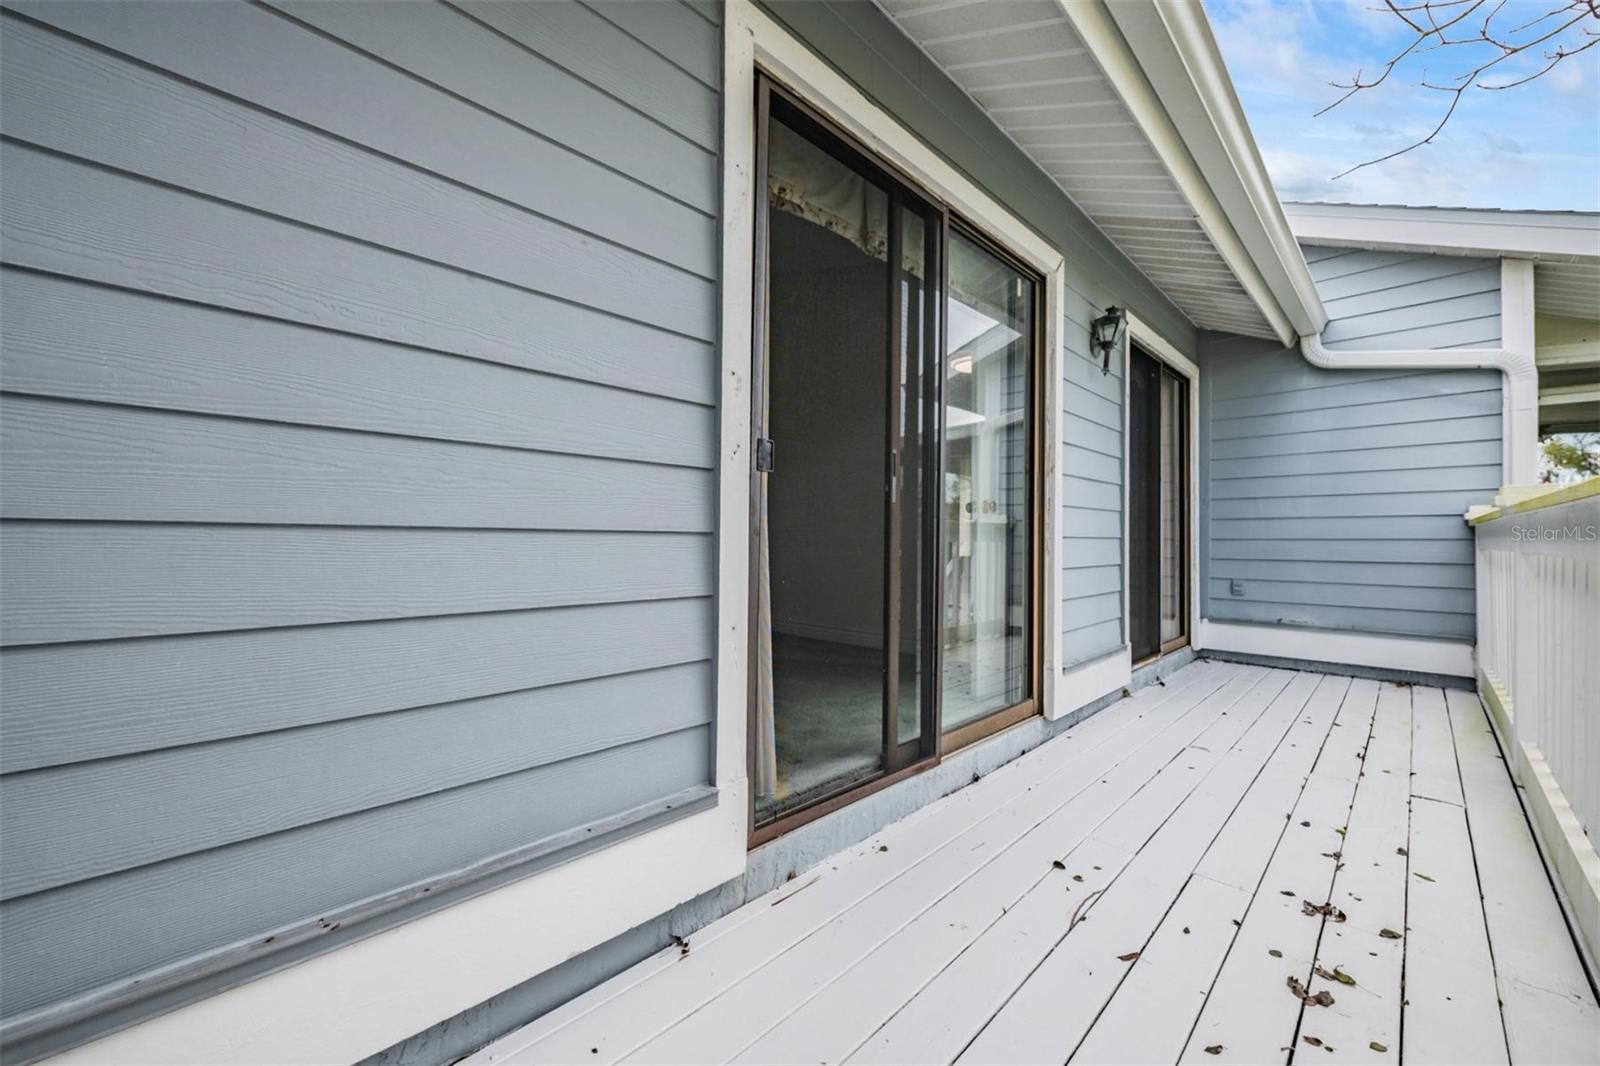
(1090, 306), (1127, 375)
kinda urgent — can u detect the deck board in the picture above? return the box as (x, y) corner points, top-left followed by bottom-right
(468, 662), (1599, 1066)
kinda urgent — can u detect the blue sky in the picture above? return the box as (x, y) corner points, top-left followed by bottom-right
(1206, 0), (1600, 210)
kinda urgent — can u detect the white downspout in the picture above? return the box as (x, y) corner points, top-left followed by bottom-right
(1298, 258), (1539, 488)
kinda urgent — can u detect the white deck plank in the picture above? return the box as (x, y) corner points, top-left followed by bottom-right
(953, 672), (1324, 1064)
(1298, 682), (1414, 1064)
(484, 663), (1235, 1064)
(1193, 673), (1354, 894)
(1445, 688), (1600, 1065)
(1069, 874), (1252, 1065)
(1074, 673), (1357, 1064)
(1411, 686), (1465, 806)
(1179, 677), (1382, 1065)
(632, 669), (1278, 1064)
(843, 670), (1293, 1066)
(1402, 792), (1510, 1064)
(468, 663), (1598, 1066)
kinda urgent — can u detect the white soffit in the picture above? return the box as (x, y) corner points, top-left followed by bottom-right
(1284, 202), (1600, 321)
(873, 0), (1285, 342)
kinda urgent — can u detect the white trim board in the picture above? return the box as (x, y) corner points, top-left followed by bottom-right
(1125, 315), (1203, 659)
(1198, 620), (1475, 679)
(1054, 644), (1133, 719)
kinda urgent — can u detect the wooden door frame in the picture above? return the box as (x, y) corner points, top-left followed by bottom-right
(936, 217), (1048, 754)
(745, 73), (1054, 845)
(747, 73), (945, 846)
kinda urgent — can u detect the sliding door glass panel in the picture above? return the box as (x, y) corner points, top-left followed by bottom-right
(894, 207), (932, 749)
(1158, 371), (1184, 644)
(942, 229), (1033, 732)
(759, 110), (889, 823)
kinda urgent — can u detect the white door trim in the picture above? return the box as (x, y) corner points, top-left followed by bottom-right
(1123, 316), (1203, 662)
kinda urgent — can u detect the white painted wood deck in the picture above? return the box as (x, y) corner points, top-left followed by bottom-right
(470, 661), (1599, 1066)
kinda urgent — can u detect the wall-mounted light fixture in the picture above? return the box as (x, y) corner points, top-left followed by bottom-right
(1089, 307), (1127, 375)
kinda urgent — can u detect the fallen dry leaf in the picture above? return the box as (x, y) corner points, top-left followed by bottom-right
(1204, 1045), (1222, 1056)
(1395, 847), (1408, 856)
(1117, 950), (1141, 962)
(1072, 874), (1085, 882)
(1268, 948), (1283, 958)
(1371, 1041), (1389, 1052)
(1301, 900), (1348, 922)
(1287, 975), (1335, 1007)
(1315, 964), (1357, 986)
(1052, 859), (1066, 870)
(1413, 871), (1435, 882)
(1303, 1035), (1323, 1047)
(1379, 928), (1402, 939)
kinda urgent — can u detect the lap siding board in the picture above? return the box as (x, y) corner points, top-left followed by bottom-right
(0, 2), (722, 1059)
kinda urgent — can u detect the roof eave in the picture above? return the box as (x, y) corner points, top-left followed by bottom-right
(1096, 0), (1328, 341)
(1282, 202), (1600, 264)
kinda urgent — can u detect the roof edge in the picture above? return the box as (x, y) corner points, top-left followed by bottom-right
(1106, 0), (1327, 338)
(1283, 201), (1600, 263)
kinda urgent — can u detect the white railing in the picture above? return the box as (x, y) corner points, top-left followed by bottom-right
(1472, 477), (1600, 964)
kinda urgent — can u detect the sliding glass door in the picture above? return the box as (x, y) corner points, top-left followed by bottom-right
(750, 78), (1041, 837)
(1129, 344), (1189, 663)
(940, 229), (1039, 743)
(751, 81), (941, 834)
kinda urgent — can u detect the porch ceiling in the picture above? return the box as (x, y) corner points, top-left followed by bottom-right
(1536, 260), (1600, 320)
(873, 0), (1282, 342)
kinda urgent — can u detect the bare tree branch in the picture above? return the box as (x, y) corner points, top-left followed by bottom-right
(1319, 0), (1600, 177)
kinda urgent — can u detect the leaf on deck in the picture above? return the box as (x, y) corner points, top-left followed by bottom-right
(1288, 975), (1336, 1007)
(1314, 964), (1357, 986)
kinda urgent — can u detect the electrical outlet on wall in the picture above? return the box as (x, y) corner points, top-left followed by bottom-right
(1230, 579), (1245, 597)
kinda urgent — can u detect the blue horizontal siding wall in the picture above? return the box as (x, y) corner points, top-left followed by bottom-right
(759, 0), (1198, 672)
(0, 1), (719, 1058)
(1307, 244), (1502, 350)
(1198, 244), (1504, 644)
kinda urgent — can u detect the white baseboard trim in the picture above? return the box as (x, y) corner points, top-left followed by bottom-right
(1198, 619), (1474, 679)
(1053, 644), (1132, 720)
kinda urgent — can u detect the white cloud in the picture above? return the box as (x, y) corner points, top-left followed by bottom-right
(1550, 61), (1585, 93)
(1206, 0), (1599, 210)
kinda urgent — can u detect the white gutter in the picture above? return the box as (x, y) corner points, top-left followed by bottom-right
(1058, 0), (1304, 348)
(1299, 259), (1539, 485)
(1103, 0), (1327, 338)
